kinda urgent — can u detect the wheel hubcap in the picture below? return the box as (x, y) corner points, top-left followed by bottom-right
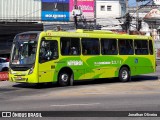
(61, 74), (68, 82)
(122, 70), (128, 80)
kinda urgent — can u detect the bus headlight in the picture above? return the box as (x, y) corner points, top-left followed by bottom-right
(9, 68), (12, 74)
(9, 68), (15, 74)
(28, 66), (34, 75)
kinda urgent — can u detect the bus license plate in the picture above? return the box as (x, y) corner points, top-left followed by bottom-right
(16, 76), (22, 80)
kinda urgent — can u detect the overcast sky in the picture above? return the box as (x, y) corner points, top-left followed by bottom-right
(128, 0), (150, 7)
(128, 0), (136, 6)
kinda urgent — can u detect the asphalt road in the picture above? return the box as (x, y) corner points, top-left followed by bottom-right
(0, 66), (160, 120)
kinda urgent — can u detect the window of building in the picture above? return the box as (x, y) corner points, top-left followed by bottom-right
(82, 38), (100, 55)
(134, 40), (148, 55)
(101, 39), (118, 55)
(107, 6), (112, 11)
(100, 5), (105, 11)
(61, 37), (80, 55)
(118, 39), (134, 55)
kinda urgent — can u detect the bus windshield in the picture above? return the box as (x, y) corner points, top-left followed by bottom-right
(11, 34), (38, 65)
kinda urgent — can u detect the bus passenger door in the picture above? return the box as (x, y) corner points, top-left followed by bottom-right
(38, 40), (58, 83)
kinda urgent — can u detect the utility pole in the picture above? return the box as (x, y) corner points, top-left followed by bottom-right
(136, 0), (139, 31)
(94, 0), (96, 27)
(126, 13), (131, 33)
(126, 0), (128, 13)
(125, 0), (130, 33)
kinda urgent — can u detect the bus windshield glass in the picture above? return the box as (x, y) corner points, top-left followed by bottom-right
(11, 34), (38, 65)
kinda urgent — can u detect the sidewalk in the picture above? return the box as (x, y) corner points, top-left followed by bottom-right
(156, 60), (160, 66)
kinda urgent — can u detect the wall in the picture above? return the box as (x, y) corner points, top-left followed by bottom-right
(0, 0), (95, 22)
(96, 0), (125, 27)
(41, 0), (94, 22)
(0, 0), (41, 21)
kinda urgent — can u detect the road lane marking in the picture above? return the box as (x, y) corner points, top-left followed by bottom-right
(50, 103), (100, 107)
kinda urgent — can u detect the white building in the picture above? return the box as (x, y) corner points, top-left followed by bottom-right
(129, 5), (160, 38)
(96, 0), (126, 28)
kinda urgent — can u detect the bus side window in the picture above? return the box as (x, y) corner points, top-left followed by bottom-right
(119, 40), (125, 54)
(118, 39), (133, 55)
(64, 41), (70, 55)
(71, 47), (78, 55)
(61, 37), (80, 55)
(149, 40), (153, 55)
(82, 38), (100, 55)
(101, 39), (118, 55)
(83, 49), (87, 55)
(135, 40), (148, 55)
(39, 40), (58, 63)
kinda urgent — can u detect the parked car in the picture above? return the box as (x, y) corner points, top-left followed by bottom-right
(0, 57), (9, 71)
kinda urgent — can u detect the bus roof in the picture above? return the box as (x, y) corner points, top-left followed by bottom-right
(17, 31), (41, 35)
(16, 29), (152, 40)
(43, 29), (152, 40)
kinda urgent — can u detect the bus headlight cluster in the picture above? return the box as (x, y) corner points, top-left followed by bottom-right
(28, 66), (34, 75)
(9, 69), (16, 74)
(9, 68), (12, 74)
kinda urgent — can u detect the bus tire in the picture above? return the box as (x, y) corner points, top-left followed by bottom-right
(58, 72), (70, 86)
(119, 67), (130, 82)
(70, 74), (74, 86)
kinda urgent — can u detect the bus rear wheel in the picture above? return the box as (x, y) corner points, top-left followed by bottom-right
(119, 67), (130, 82)
(58, 72), (71, 86)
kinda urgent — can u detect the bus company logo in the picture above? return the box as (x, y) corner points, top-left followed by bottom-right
(67, 60), (83, 66)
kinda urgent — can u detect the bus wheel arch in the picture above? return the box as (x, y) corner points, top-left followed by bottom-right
(118, 65), (131, 82)
(58, 67), (74, 86)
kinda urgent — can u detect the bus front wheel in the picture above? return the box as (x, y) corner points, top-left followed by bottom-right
(119, 67), (130, 82)
(58, 72), (71, 86)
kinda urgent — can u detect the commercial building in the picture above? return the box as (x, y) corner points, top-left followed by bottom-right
(0, 0), (42, 56)
(0, 0), (126, 56)
(0, 0), (41, 22)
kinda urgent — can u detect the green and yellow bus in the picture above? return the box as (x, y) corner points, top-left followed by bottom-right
(9, 29), (156, 86)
